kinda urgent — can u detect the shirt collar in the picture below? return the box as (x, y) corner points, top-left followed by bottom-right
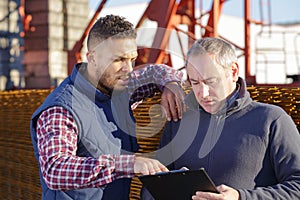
(226, 83), (240, 109)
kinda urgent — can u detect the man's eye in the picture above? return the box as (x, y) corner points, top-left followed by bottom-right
(206, 79), (217, 85)
(191, 81), (199, 85)
(114, 58), (125, 63)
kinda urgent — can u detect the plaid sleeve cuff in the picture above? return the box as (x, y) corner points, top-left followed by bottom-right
(114, 155), (135, 176)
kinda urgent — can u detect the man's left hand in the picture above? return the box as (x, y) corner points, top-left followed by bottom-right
(192, 184), (240, 200)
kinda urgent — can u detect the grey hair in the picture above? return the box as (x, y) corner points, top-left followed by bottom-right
(186, 37), (237, 69)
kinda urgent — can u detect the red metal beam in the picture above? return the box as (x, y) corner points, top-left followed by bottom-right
(244, 0), (256, 85)
(203, 0), (225, 37)
(135, 0), (197, 65)
(137, 0), (178, 64)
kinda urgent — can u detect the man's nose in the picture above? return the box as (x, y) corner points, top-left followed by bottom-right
(122, 60), (133, 72)
(200, 82), (210, 98)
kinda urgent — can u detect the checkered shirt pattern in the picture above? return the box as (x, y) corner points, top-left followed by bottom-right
(36, 64), (183, 190)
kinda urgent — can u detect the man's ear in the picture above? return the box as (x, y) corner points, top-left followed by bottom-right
(86, 51), (95, 63)
(231, 62), (239, 82)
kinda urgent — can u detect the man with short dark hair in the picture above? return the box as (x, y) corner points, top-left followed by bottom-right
(30, 14), (184, 200)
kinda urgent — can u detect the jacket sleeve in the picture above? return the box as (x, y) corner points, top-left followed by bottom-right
(238, 112), (300, 200)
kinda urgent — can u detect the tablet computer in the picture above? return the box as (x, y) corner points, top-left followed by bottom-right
(138, 168), (219, 200)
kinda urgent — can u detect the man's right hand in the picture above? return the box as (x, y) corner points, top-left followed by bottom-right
(134, 156), (169, 175)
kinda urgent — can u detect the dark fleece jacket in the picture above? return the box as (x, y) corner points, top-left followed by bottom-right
(156, 77), (300, 200)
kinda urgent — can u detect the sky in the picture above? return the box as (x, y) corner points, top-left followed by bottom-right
(89, 0), (300, 24)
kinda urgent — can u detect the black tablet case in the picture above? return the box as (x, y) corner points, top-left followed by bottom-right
(138, 168), (219, 200)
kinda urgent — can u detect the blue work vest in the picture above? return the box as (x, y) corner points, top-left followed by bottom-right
(30, 63), (139, 200)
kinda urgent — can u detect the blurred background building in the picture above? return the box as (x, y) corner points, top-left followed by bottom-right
(0, 0), (89, 90)
(0, 0), (24, 90)
(0, 0), (300, 91)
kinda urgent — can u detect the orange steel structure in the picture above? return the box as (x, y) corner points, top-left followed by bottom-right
(66, 0), (294, 86)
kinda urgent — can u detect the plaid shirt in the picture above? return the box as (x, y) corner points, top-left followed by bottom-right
(36, 64), (183, 190)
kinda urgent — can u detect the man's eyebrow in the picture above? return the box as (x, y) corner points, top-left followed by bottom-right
(190, 77), (216, 82)
(113, 54), (137, 59)
(206, 77), (217, 81)
(189, 78), (198, 82)
(112, 55), (125, 60)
